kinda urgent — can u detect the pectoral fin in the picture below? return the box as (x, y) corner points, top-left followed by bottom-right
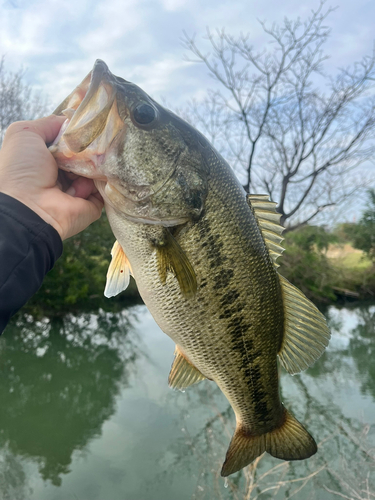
(155, 229), (197, 299)
(169, 346), (206, 390)
(104, 241), (133, 298)
(278, 274), (330, 374)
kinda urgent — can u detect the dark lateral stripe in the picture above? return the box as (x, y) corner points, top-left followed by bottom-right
(220, 289), (240, 307)
(213, 268), (234, 290)
(244, 363), (271, 423)
(199, 218), (227, 270)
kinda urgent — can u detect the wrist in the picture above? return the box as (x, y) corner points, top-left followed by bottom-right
(0, 188), (64, 239)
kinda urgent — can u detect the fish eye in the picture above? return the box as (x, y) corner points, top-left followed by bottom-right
(133, 103), (156, 125)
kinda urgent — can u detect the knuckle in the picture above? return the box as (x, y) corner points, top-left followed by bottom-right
(5, 120), (33, 138)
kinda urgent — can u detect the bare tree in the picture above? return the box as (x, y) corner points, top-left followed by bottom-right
(182, 2), (375, 230)
(0, 57), (48, 145)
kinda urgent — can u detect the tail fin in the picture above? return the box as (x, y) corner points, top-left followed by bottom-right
(221, 408), (317, 477)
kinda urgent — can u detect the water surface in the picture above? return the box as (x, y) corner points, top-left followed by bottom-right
(0, 303), (374, 499)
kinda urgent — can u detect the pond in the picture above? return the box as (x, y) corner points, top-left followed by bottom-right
(0, 302), (374, 500)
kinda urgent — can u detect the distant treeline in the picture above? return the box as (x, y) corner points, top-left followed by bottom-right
(22, 191), (375, 318)
(280, 223), (375, 304)
(280, 190), (375, 304)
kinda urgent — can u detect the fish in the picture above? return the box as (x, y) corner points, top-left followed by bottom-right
(49, 59), (330, 476)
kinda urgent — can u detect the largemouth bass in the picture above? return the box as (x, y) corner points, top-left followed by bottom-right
(50, 60), (330, 476)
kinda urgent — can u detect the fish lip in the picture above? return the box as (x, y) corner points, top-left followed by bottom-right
(91, 59), (113, 89)
(52, 59), (124, 119)
(92, 59), (109, 76)
(51, 59), (126, 176)
(92, 59), (130, 87)
(58, 163), (108, 181)
(114, 210), (189, 226)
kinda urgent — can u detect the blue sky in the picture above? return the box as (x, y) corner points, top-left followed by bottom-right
(1, 0), (374, 109)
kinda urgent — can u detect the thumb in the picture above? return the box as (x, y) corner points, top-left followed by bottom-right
(4, 115), (66, 145)
(63, 194), (104, 240)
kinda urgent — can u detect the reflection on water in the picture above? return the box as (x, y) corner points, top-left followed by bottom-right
(0, 310), (141, 498)
(348, 305), (375, 399)
(0, 303), (373, 500)
(165, 303), (375, 500)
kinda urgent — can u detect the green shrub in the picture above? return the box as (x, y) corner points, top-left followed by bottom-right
(342, 190), (375, 261)
(279, 226), (336, 303)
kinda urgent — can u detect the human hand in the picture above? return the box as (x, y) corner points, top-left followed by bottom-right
(0, 115), (104, 240)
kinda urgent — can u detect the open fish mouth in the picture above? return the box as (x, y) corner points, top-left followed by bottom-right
(50, 60), (195, 227)
(49, 59), (125, 179)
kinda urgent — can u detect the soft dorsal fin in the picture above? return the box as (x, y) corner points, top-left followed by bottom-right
(246, 194), (330, 373)
(246, 194), (285, 267)
(278, 274), (331, 374)
(104, 240), (133, 298)
(168, 346), (206, 390)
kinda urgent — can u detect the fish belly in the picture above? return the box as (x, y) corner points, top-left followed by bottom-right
(105, 180), (285, 435)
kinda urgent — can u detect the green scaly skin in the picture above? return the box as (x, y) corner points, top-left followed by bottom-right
(103, 145), (285, 435)
(50, 60), (319, 475)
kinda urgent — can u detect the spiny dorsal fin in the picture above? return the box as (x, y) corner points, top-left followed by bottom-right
(104, 240), (133, 298)
(246, 194), (285, 267)
(168, 346), (206, 390)
(156, 230), (197, 299)
(278, 274), (331, 374)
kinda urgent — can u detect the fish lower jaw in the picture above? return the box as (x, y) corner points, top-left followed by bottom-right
(104, 200), (190, 226)
(51, 144), (108, 180)
(120, 214), (190, 226)
(56, 158), (106, 181)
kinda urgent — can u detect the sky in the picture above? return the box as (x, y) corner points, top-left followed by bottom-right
(0, 0), (374, 109)
(0, 0), (374, 222)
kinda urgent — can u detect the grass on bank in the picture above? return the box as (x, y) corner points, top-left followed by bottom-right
(326, 243), (375, 300)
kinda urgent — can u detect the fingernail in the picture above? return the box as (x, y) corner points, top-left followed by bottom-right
(66, 186), (76, 197)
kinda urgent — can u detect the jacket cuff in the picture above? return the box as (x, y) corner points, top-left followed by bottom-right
(0, 192), (63, 260)
(0, 192), (63, 332)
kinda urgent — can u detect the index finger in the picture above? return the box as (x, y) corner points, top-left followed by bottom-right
(4, 115), (66, 145)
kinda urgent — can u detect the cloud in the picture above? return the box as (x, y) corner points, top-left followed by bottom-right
(0, 0), (374, 110)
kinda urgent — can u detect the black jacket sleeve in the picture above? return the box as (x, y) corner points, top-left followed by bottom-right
(0, 193), (63, 333)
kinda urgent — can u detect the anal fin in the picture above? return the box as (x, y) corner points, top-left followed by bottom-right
(104, 240), (133, 298)
(168, 346), (206, 390)
(221, 408), (317, 477)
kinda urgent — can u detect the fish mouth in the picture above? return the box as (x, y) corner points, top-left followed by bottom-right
(50, 60), (188, 226)
(49, 59), (125, 180)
